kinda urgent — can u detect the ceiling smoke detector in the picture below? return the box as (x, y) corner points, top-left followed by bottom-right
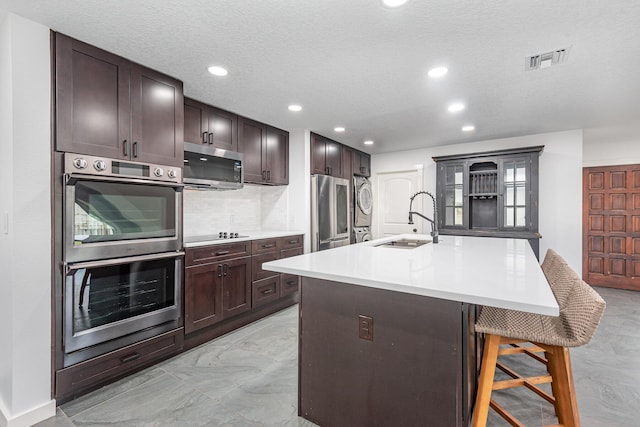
(526, 47), (570, 71)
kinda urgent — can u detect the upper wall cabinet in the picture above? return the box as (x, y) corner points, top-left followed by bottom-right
(184, 97), (237, 152)
(238, 117), (289, 185)
(310, 133), (370, 179)
(352, 149), (371, 177)
(55, 33), (184, 167)
(311, 133), (342, 176)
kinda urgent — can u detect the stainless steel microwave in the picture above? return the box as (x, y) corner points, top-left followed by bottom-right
(183, 142), (244, 190)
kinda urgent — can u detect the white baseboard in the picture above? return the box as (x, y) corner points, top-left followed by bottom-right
(0, 399), (56, 427)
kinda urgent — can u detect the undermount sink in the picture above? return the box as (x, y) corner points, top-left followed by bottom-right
(374, 238), (432, 249)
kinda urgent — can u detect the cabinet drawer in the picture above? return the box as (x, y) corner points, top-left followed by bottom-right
(252, 238), (278, 255)
(186, 242), (251, 266)
(252, 251), (279, 282)
(278, 235), (303, 250)
(56, 328), (183, 400)
(252, 276), (280, 308)
(280, 247), (303, 260)
(281, 274), (300, 297)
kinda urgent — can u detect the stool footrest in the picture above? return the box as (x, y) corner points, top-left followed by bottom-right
(489, 399), (526, 427)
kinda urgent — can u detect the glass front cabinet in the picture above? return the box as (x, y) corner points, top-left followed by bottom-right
(434, 146), (543, 257)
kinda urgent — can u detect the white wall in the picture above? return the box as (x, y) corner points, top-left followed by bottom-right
(0, 10), (14, 422)
(583, 124), (640, 167)
(372, 130), (584, 272)
(0, 12), (55, 427)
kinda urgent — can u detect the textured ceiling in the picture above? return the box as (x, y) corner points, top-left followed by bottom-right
(1, 0), (639, 154)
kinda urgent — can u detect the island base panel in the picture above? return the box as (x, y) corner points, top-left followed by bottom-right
(299, 277), (471, 427)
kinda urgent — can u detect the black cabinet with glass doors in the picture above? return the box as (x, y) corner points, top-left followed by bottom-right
(434, 146), (543, 258)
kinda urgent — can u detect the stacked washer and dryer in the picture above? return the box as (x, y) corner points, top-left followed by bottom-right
(353, 176), (372, 243)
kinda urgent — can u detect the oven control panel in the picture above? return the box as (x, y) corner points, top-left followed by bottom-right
(65, 153), (182, 183)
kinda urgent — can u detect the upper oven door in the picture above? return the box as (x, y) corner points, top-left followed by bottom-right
(65, 175), (182, 262)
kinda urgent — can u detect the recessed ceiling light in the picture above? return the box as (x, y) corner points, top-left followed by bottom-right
(334, 127), (345, 132)
(427, 67), (448, 78)
(288, 104), (302, 112)
(364, 140), (374, 145)
(462, 125), (475, 132)
(448, 103), (465, 113)
(207, 66), (228, 76)
(382, 0), (409, 7)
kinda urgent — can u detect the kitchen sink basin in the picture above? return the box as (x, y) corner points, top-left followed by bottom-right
(374, 238), (431, 249)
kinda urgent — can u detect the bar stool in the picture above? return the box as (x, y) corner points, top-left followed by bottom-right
(472, 250), (606, 427)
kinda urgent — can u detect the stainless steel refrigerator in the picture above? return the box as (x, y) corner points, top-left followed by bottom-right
(311, 174), (351, 251)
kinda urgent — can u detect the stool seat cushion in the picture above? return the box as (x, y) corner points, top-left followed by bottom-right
(476, 261), (606, 347)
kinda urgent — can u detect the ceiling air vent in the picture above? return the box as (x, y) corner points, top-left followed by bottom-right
(525, 47), (570, 71)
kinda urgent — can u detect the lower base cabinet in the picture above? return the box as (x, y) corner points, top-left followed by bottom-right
(281, 273), (300, 297)
(185, 235), (304, 335)
(56, 328), (183, 403)
(252, 275), (281, 308)
(184, 255), (251, 334)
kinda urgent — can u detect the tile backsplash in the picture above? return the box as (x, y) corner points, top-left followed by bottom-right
(183, 184), (290, 236)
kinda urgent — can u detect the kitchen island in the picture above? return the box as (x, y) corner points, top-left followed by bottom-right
(263, 235), (558, 426)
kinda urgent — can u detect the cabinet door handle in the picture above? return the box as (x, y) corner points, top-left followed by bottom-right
(202, 131), (208, 144)
(223, 264), (228, 276)
(286, 280), (297, 285)
(120, 352), (140, 363)
(262, 244), (275, 248)
(262, 288), (274, 295)
(215, 250), (230, 256)
(267, 170), (271, 181)
(208, 133), (213, 144)
(123, 140), (128, 156)
(288, 239), (298, 244)
(133, 141), (138, 158)
(217, 264), (223, 277)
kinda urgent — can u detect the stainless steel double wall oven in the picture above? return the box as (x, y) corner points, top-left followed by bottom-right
(62, 153), (183, 366)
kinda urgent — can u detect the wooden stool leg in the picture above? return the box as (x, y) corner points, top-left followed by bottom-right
(472, 333), (501, 427)
(546, 345), (580, 427)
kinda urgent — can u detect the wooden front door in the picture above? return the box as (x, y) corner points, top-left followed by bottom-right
(583, 165), (640, 290)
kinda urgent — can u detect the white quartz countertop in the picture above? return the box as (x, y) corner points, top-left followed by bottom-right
(263, 234), (559, 316)
(184, 231), (304, 248)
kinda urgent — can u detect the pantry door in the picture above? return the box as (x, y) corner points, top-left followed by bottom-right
(374, 169), (423, 238)
(583, 165), (640, 290)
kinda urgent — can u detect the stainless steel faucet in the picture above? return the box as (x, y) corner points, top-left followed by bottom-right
(408, 191), (439, 243)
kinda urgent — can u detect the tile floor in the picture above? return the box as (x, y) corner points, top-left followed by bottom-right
(36, 286), (640, 426)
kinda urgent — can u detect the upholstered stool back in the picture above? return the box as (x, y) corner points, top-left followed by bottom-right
(472, 249), (606, 427)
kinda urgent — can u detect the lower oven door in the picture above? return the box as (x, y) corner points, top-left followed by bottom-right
(64, 252), (183, 355)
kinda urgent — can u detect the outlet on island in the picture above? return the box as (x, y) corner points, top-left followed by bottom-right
(358, 315), (373, 341)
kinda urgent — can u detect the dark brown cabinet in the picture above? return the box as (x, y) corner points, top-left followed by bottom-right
(55, 33), (183, 166)
(238, 117), (289, 185)
(250, 235), (303, 302)
(434, 146), (543, 257)
(252, 276), (281, 308)
(185, 242), (251, 334)
(311, 132), (343, 176)
(184, 97), (237, 151)
(341, 146), (353, 180)
(353, 149), (371, 177)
